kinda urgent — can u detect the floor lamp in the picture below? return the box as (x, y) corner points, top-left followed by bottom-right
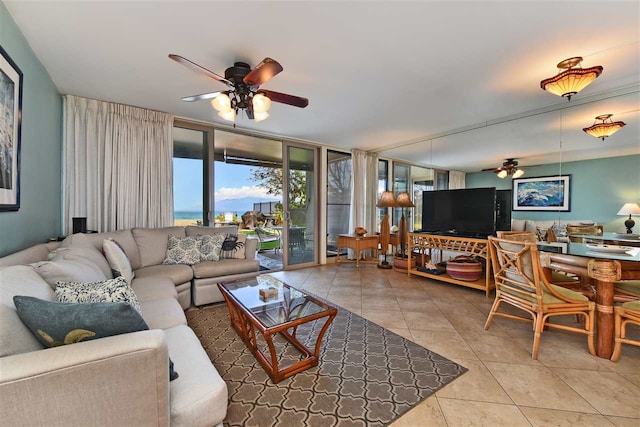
(376, 191), (397, 269)
(396, 192), (415, 259)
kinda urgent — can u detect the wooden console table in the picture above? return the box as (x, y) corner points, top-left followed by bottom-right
(408, 233), (494, 296)
(337, 234), (379, 267)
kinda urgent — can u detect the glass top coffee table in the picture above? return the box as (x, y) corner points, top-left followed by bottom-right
(218, 275), (337, 383)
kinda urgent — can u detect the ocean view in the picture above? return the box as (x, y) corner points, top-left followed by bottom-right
(174, 211), (205, 220)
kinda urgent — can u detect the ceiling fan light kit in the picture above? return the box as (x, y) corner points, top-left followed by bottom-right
(170, 54), (308, 124)
(583, 114), (626, 141)
(484, 158), (526, 179)
(540, 57), (603, 101)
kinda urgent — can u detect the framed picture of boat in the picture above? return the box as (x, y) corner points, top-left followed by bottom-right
(0, 46), (23, 211)
(512, 175), (571, 211)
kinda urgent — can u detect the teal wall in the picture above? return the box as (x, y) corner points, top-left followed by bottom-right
(466, 154), (640, 232)
(0, 2), (62, 256)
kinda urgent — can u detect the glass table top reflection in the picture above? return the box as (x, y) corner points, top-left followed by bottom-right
(220, 276), (331, 329)
(538, 241), (640, 262)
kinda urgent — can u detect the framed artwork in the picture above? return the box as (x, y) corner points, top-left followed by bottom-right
(0, 46), (23, 211)
(512, 175), (571, 211)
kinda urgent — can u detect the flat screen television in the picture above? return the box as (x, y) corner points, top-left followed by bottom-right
(421, 188), (496, 237)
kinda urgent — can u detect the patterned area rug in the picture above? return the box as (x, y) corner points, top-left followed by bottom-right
(186, 303), (467, 427)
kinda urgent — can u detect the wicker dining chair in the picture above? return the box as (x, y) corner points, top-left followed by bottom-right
(611, 300), (640, 361)
(565, 224), (603, 243)
(613, 280), (640, 303)
(486, 235), (596, 359)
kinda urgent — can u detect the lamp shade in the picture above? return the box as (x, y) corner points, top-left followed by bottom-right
(497, 170), (508, 179)
(217, 109), (236, 122)
(211, 93), (231, 112)
(583, 114), (626, 141)
(396, 192), (415, 208)
(252, 93), (272, 113)
(377, 191), (398, 207)
(617, 203), (640, 216)
(253, 111), (270, 122)
(512, 169), (524, 179)
(540, 57), (603, 101)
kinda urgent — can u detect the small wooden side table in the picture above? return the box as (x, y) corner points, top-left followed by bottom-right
(336, 234), (380, 267)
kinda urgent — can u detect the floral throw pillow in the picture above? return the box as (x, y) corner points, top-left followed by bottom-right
(162, 235), (201, 265)
(55, 276), (142, 314)
(198, 234), (226, 262)
(220, 234), (247, 260)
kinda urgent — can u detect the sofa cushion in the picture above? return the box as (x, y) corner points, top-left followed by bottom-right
(220, 234), (247, 259)
(191, 259), (260, 279)
(61, 231), (142, 270)
(162, 235), (201, 266)
(134, 264), (193, 286)
(198, 234), (226, 262)
(164, 325), (228, 427)
(32, 257), (107, 290)
(130, 276), (178, 302)
(55, 276), (142, 313)
(48, 245), (113, 279)
(14, 296), (148, 347)
(132, 227), (186, 267)
(139, 298), (187, 330)
(0, 265), (54, 357)
(185, 225), (237, 237)
(103, 238), (135, 282)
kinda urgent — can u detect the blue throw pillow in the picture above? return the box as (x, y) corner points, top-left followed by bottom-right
(13, 296), (178, 381)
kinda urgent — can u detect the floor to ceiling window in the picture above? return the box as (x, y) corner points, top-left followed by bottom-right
(326, 150), (352, 257)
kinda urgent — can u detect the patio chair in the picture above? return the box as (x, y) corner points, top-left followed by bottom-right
(611, 300), (640, 361)
(288, 227), (306, 256)
(255, 227), (281, 253)
(486, 235), (596, 359)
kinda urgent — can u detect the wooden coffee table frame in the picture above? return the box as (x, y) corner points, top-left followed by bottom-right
(218, 283), (337, 383)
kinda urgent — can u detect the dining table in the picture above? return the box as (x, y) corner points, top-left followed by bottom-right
(568, 231), (640, 247)
(538, 241), (640, 359)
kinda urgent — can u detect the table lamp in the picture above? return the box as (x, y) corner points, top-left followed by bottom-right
(376, 191), (398, 269)
(617, 203), (640, 234)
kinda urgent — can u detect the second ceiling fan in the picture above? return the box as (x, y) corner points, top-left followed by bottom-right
(482, 158), (529, 179)
(169, 54), (309, 123)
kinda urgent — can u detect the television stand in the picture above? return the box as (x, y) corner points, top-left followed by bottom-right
(407, 232), (495, 297)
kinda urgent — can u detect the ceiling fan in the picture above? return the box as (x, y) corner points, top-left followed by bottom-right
(482, 158), (528, 179)
(169, 54), (309, 123)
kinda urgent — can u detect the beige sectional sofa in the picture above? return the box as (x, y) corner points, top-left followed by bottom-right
(0, 225), (260, 426)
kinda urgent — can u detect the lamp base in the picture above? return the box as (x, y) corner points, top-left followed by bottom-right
(625, 216), (635, 234)
(377, 262), (392, 269)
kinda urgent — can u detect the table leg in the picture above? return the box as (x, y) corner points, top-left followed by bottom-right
(594, 279), (614, 359)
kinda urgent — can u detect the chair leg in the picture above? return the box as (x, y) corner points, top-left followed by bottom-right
(531, 313), (544, 359)
(586, 310), (596, 357)
(611, 311), (623, 362)
(484, 297), (501, 331)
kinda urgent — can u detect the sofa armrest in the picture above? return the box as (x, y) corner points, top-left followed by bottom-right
(245, 236), (258, 260)
(0, 330), (170, 427)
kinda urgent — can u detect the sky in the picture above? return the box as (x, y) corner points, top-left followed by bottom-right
(173, 158), (279, 212)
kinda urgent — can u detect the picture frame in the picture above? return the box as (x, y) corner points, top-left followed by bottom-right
(0, 46), (23, 211)
(512, 175), (571, 212)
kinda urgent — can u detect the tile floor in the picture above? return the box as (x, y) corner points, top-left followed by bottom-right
(266, 263), (640, 427)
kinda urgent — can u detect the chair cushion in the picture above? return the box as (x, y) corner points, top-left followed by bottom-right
(162, 236), (202, 266)
(32, 257), (107, 290)
(614, 280), (640, 296)
(139, 298), (187, 330)
(164, 325), (228, 427)
(622, 300), (640, 311)
(191, 259), (260, 279)
(220, 234), (247, 259)
(501, 283), (588, 305)
(132, 226), (186, 267)
(55, 276), (142, 314)
(134, 264), (193, 286)
(48, 245), (113, 279)
(198, 234), (226, 262)
(103, 238), (135, 282)
(0, 266), (54, 357)
(130, 276), (178, 302)
(61, 231), (142, 270)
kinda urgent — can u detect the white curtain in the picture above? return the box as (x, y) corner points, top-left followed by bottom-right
(449, 170), (466, 189)
(348, 149), (378, 257)
(63, 95), (174, 233)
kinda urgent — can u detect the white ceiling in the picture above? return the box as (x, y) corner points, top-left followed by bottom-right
(5, 1), (640, 172)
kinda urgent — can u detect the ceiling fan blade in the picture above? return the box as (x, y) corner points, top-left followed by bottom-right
(243, 58), (283, 86)
(181, 91), (225, 102)
(259, 90), (309, 108)
(481, 167), (501, 172)
(246, 108), (255, 120)
(169, 54), (234, 87)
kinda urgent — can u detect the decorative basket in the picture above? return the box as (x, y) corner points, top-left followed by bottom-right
(446, 255), (483, 281)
